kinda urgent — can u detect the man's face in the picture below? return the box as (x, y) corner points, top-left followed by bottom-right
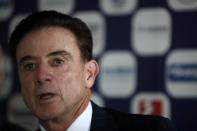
(16, 27), (92, 121)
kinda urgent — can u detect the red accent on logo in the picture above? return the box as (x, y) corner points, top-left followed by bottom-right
(139, 99), (163, 116)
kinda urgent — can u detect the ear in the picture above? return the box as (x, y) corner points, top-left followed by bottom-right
(85, 60), (99, 89)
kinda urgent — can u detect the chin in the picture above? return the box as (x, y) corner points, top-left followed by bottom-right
(36, 111), (56, 121)
(35, 106), (63, 121)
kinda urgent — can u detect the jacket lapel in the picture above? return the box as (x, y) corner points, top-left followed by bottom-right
(90, 102), (119, 131)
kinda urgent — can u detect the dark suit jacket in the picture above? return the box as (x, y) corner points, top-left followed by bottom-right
(36, 102), (177, 131)
(0, 118), (27, 131)
(90, 102), (177, 131)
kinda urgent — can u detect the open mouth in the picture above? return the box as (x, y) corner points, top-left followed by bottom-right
(40, 93), (55, 99)
(38, 92), (57, 104)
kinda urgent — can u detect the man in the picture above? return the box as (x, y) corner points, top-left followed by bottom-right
(9, 10), (177, 131)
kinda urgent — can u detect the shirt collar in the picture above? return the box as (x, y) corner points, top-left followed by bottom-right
(40, 101), (92, 131)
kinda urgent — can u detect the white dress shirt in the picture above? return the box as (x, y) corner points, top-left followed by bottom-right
(40, 102), (93, 131)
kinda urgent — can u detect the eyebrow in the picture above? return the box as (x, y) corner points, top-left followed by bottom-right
(19, 56), (35, 65)
(18, 50), (72, 65)
(47, 50), (72, 58)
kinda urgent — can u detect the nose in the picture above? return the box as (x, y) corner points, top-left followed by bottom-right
(36, 63), (52, 84)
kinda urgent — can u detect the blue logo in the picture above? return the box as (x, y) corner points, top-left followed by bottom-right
(112, 0), (126, 7)
(103, 67), (135, 76)
(168, 64), (197, 81)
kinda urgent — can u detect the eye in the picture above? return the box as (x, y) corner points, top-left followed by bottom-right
(23, 63), (36, 71)
(51, 58), (65, 66)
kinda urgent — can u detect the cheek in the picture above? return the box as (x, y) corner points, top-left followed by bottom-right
(56, 67), (85, 96)
(19, 73), (34, 95)
(55, 64), (78, 82)
(19, 76), (35, 108)
(18, 73), (38, 111)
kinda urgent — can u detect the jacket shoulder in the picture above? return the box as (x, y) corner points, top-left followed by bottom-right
(104, 108), (177, 131)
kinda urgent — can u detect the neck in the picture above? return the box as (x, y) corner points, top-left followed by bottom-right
(40, 90), (91, 131)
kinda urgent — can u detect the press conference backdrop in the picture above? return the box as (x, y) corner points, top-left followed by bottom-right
(0, 0), (197, 130)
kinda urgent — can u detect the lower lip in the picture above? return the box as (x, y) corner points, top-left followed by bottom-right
(38, 94), (58, 105)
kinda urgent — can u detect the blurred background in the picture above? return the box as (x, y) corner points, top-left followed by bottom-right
(0, 0), (197, 130)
